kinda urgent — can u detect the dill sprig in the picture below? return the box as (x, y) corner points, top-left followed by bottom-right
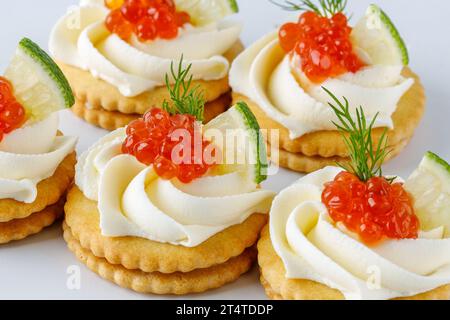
(270, 0), (347, 17)
(323, 87), (393, 182)
(162, 56), (205, 121)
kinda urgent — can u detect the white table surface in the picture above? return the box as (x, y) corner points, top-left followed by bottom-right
(0, 0), (449, 300)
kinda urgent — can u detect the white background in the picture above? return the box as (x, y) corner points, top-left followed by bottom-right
(0, 0), (449, 299)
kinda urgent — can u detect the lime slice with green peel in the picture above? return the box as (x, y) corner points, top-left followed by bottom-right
(175, 0), (239, 26)
(4, 38), (74, 122)
(351, 4), (409, 65)
(404, 152), (450, 237)
(204, 102), (268, 184)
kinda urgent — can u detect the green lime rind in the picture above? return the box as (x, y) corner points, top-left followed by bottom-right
(370, 4), (409, 65)
(18, 38), (75, 108)
(228, 0), (239, 13)
(405, 151), (450, 236)
(235, 101), (268, 184)
(424, 151), (450, 175)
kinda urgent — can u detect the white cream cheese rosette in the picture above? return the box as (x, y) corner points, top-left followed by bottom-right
(76, 129), (275, 247)
(270, 166), (450, 300)
(230, 32), (414, 139)
(49, 0), (242, 97)
(0, 113), (77, 203)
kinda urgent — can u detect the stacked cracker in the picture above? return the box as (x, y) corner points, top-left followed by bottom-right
(63, 187), (267, 294)
(0, 153), (76, 244)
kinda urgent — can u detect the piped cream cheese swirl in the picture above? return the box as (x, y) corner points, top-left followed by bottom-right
(76, 129), (275, 247)
(49, 0), (242, 97)
(271, 167), (450, 300)
(0, 114), (77, 203)
(230, 32), (414, 139)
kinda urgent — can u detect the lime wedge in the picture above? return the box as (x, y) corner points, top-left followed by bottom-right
(204, 102), (268, 184)
(4, 38), (74, 122)
(351, 4), (409, 65)
(175, 0), (239, 26)
(404, 152), (450, 237)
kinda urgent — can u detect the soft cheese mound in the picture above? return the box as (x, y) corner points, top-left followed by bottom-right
(0, 113), (77, 203)
(76, 129), (275, 247)
(230, 32), (413, 139)
(50, 0), (242, 97)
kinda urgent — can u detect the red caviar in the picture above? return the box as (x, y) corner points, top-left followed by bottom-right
(0, 76), (26, 142)
(279, 11), (365, 83)
(122, 108), (215, 183)
(322, 171), (419, 244)
(104, 0), (190, 42)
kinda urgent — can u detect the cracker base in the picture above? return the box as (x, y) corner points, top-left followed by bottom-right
(0, 200), (64, 244)
(64, 223), (257, 295)
(268, 138), (409, 173)
(72, 93), (231, 130)
(64, 186), (267, 273)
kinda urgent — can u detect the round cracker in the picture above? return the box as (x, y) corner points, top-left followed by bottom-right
(71, 93), (231, 131)
(59, 41), (244, 115)
(233, 68), (425, 158)
(258, 225), (450, 300)
(268, 138), (409, 173)
(0, 200), (64, 244)
(64, 224), (256, 295)
(64, 186), (267, 274)
(0, 152), (76, 223)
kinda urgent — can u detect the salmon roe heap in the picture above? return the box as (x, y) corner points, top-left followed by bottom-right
(105, 0), (190, 42)
(279, 11), (365, 83)
(0, 76), (26, 142)
(322, 171), (419, 245)
(122, 108), (216, 183)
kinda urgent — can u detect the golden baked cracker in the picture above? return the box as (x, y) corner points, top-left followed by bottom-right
(261, 275), (450, 301)
(64, 225), (256, 295)
(394, 284), (450, 300)
(269, 138), (409, 173)
(64, 186), (267, 274)
(0, 152), (76, 223)
(258, 225), (450, 300)
(71, 93), (231, 131)
(0, 200), (64, 244)
(59, 41), (244, 115)
(72, 100), (139, 131)
(260, 275), (284, 300)
(233, 68), (425, 158)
